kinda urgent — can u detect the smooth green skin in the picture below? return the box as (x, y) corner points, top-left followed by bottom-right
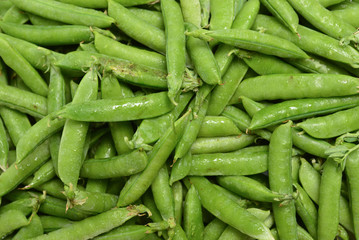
(0, 141), (50, 197)
(198, 116), (241, 137)
(250, 95), (359, 130)
(0, 197), (38, 216)
(299, 158), (354, 232)
(170, 151), (192, 185)
(0, 210), (28, 238)
(117, 113), (189, 207)
(183, 185), (204, 240)
(161, 0), (186, 103)
(0, 83), (47, 118)
(292, 156), (300, 183)
(0, 22), (93, 46)
(186, 22), (221, 86)
(207, 58), (248, 116)
(32, 205), (148, 240)
(112, 0), (158, 7)
(0, 1), (13, 18)
(189, 176), (274, 240)
(319, 0), (345, 7)
(0, 118), (8, 171)
(172, 181), (183, 226)
(58, 69), (98, 194)
(28, 178), (67, 200)
(27, 13), (63, 26)
(268, 121), (298, 240)
(94, 32), (166, 71)
(80, 150), (147, 179)
(129, 92), (192, 149)
(0, 36), (48, 97)
(234, 49), (301, 75)
(332, 2), (359, 28)
(293, 183), (317, 238)
(260, 0), (298, 33)
(142, 190), (165, 224)
(199, 0), (210, 28)
(338, 225), (350, 240)
(86, 179), (108, 194)
(13, 213), (43, 240)
(2, 5), (29, 24)
(252, 15), (359, 68)
(11, 0), (114, 27)
(190, 29), (308, 59)
(217, 176), (288, 202)
(0, 59), (7, 85)
(189, 149), (268, 176)
(40, 216), (73, 233)
(193, 84), (214, 114)
(55, 0), (107, 8)
(203, 218), (227, 240)
(241, 96), (267, 118)
(237, 74), (359, 101)
(181, 0), (201, 27)
(60, 91), (175, 122)
(24, 161), (56, 189)
(152, 166), (176, 228)
(56, 51), (168, 89)
(317, 158), (342, 240)
(191, 134), (256, 154)
(214, 0), (260, 76)
(174, 95), (209, 161)
(101, 72), (134, 155)
(286, 54), (349, 75)
(94, 225), (155, 240)
(218, 225), (250, 240)
(0, 33), (63, 72)
(298, 106), (359, 139)
(173, 225), (189, 240)
(108, 0), (165, 54)
(79, 42), (98, 53)
(345, 148), (359, 238)
(16, 112), (65, 163)
(129, 7), (164, 30)
(287, 0), (357, 40)
(271, 225), (314, 240)
(48, 66), (66, 177)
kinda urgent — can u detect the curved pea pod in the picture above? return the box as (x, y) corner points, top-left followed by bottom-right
(94, 32), (166, 71)
(31, 205), (150, 240)
(13, 213), (43, 240)
(188, 147), (268, 176)
(0, 141), (50, 197)
(80, 149), (147, 179)
(40, 216), (73, 233)
(250, 95), (359, 130)
(170, 151), (192, 185)
(55, 0), (107, 8)
(0, 22), (94, 46)
(0, 210), (29, 239)
(183, 185), (204, 239)
(11, 0), (114, 28)
(259, 0), (298, 34)
(59, 92), (174, 122)
(189, 176), (274, 240)
(203, 218), (227, 240)
(0, 35), (48, 97)
(0, 118), (8, 171)
(198, 116), (241, 137)
(190, 134), (256, 154)
(217, 176), (291, 202)
(185, 22), (221, 85)
(252, 14), (359, 68)
(56, 51), (168, 89)
(28, 13), (63, 26)
(3, 5), (29, 24)
(22, 161), (56, 190)
(297, 106), (359, 139)
(332, 1), (359, 28)
(237, 74), (359, 101)
(95, 225), (158, 240)
(187, 28), (308, 59)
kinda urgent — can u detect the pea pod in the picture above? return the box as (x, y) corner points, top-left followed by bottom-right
(40, 216), (73, 233)
(0, 118), (8, 171)
(13, 213), (43, 240)
(183, 185), (204, 240)
(0, 210), (28, 239)
(11, 0), (114, 28)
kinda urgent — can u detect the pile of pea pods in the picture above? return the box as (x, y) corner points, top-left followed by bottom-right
(1, 0), (359, 239)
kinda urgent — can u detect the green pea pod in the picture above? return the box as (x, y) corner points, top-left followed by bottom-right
(80, 149), (148, 179)
(189, 176), (274, 240)
(237, 74), (359, 101)
(184, 185), (204, 239)
(40, 216), (73, 233)
(170, 151), (192, 185)
(0, 210), (28, 239)
(142, 190), (165, 224)
(161, 0), (186, 104)
(203, 218), (227, 240)
(27, 13), (63, 26)
(22, 161), (56, 190)
(55, 0), (107, 8)
(0, 141), (50, 197)
(188, 29), (308, 59)
(31, 205), (150, 240)
(172, 181), (183, 226)
(198, 116), (241, 137)
(268, 121), (298, 240)
(117, 111), (190, 207)
(2, 5), (29, 24)
(11, 0), (114, 28)
(94, 225), (158, 240)
(250, 95), (359, 130)
(0, 22), (94, 46)
(332, 2), (359, 28)
(297, 106), (359, 139)
(13, 213), (43, 240)
(180, 0), (201, 27)
(58, 68), (98, 198)
(0, 118), (8, 171)
(129, 7), (164, 30)
(59, 91), (175, 122)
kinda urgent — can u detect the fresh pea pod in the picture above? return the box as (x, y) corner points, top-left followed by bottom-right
(2, 5), (29, 24)
(198, 116), (241, 137)
(250, 95), (359, 130)
(59, 92), (174, 122)
(22, 161), (56, 190)
(183, 185), (204, 240)
(27, 13), (63, 26)
(128, 7), (164, 30)
(55, 0), (107, 8)
(11, 0), (114, 28)
(0, 118), (8, 171)
(203, 218), (227, 240)
(0, 210), (28, 239)
(40, 216), (73, 233)
(13, 213), (43, 240)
